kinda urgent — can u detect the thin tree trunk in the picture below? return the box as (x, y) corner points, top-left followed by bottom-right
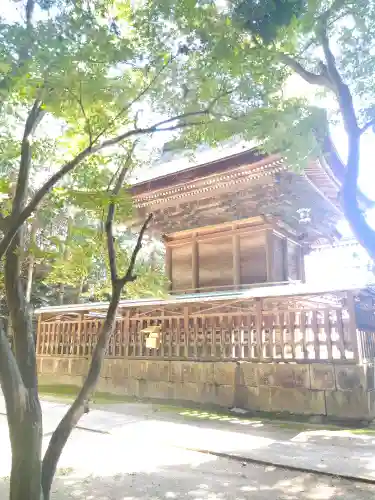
(57, 284), (64, 306)
(25, 216), (39, 304)
(57, 216), (73, 306)
(76, 277), (84, 302)
(41, 283), (122, 499)
(41, 149), (151, 499)
(3, 96), (44, 500)
(5, 233), (43, 500)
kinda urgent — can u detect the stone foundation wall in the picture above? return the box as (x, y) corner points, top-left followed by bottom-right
(37, 357), (375, 422)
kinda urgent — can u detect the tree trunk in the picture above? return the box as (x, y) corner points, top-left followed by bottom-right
(5, 230), (43, 500)
(7, 388), (42, 500)
(41, 284), (122, 499)
(57, 216), (74, 306)
(57, 284), (64, 305)
(76, 277), (84, 302)
(25, 216), (39, 304)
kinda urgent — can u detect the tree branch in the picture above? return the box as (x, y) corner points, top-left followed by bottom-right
(279, 53), (336, 92)
(67, 84), (93, 146)
(316, 19), (375, 260)
(92, 52), (177, 145)
(25, 0), (35, 27)
(120, 213), (153, 285)
(105, 144), (136, 283)
(0, 109), (214, 261)
(360, 118), (375, 135)
(42, 212), (153, 499)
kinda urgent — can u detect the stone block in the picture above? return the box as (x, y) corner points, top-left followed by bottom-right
(269, 387), (326, 415)
(38, 357), (55, 374)
(257, 363), (309, 389)
(310, 364), (335, 390)
(129, 360), (148, 379)
(138, 380), (174, 400)
(39, 374), (83, 387)
(110, 361), (129, 386)
(174, 362), (214, 384)
(169, 362), (182, 382)
(235, 386), (271, 412)
(368, 390), (375, 419)
(334, 364), (366, 391)
(237, 362), (258, 387)
(174, 382), (204, 403)
(214, 362), (236, 386)
(70, 358), (89, 376)
(200, 363), (214, 384)
(146, 361), (170, 382)
(54, 358), (70, 375)
(366, 364), (375, 391)
(291, 364), (310, 388)
(326, 390), (372, 420)
(181, 362), (202, 383)
(213, 385), (235, 407)
(257, 364), (276, 386)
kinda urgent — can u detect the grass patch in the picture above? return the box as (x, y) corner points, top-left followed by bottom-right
(38, 384), (136, 404)
(38, 384), (375, 435)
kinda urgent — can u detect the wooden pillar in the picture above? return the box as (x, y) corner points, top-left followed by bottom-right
(165, 245), (172, 291)
(192, 236), (199, 292)
(282, 237), (288, 281)
(232, 233), (240, 289)
(265, 230), (274, 282)
(298, 246), (306, 282)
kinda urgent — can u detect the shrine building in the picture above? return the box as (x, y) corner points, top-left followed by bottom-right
(34, 146), (375, 422)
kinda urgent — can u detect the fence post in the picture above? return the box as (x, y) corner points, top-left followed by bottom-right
(347, 291), (360, 363)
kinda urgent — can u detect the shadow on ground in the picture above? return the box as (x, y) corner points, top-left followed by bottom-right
(1, 453), (375, 499)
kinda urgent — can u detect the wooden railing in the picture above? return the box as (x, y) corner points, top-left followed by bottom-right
(36, 295), (360, 363)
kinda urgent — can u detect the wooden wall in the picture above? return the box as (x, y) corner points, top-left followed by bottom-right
(164, 219), (304, 293)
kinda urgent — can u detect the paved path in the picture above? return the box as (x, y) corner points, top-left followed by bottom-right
(2, 395), (375, 483)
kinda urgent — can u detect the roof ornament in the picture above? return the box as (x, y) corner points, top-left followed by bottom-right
(297, 208), (311, 224)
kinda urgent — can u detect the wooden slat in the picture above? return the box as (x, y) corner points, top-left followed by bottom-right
(300, 311), (308, 360)
(324, 308), (333, 361)
(288, 311), (296, 359)
(312, 310), (320, 360)
(255, 298), (263, 359)
(346, 292), (360, 362)
(184, 306), (189, 358)
(335, 309), (346, 359)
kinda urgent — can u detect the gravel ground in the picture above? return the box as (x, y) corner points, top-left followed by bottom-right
(2, 411), (375, 499)
(1, 442), (375, 499)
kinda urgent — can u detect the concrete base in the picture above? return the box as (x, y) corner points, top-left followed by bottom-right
(36, 357), (375, 421)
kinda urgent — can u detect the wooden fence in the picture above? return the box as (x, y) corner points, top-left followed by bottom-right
(36, 293), (372, 363)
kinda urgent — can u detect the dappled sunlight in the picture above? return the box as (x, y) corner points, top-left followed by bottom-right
(291, 429), (375, 447)
(179, 409), (265, 428)
(2, 414), (375, 499)
(14, 456), (375, 499)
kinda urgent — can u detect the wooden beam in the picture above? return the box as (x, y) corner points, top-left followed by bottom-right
(232, 232), (240, 289)
(298, 246), (306, 282)
(165, 225), (270, 247)
(265, 230), (274, 282)
(192, 236), (199, 292)
(282, 237), (288, 281)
